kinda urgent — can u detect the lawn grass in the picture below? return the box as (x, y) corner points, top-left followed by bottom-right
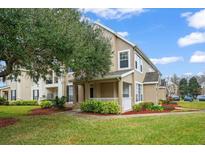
(0, 106), (39, 118)
(0, 106), (205, 144)
(178, 101), (205, 109)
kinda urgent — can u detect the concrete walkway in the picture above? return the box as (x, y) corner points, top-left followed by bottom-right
(66, 109), (205, 119)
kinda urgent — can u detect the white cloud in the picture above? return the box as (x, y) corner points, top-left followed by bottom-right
(181, 12), (192, 18)
(83, 8), (146, 20)
(117, 31), (129, 37)
(178, 32), (205, 47)
(183, 72), (193, 76)
(190, 51), (205, 63)
(184, 9), (205, 29)
(197, 72), (204, 76)
(150, 56), (184, 65)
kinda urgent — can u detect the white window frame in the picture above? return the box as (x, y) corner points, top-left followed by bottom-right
(135, 54), (143, 73)
(135, 81), (143, 103)
(118, 49), (131, 70)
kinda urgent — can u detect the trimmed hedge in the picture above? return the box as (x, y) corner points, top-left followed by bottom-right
(10, 100), (38, 106)
(40, 100), (53, 109)
(0, 97), (9, 105)
(80, 99), (120, 114)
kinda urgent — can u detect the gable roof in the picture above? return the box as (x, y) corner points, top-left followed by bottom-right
(95, 22), (161, 75)
(143, 72), (159, 83)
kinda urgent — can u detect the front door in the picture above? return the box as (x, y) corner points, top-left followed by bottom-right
(122, 82), (132, 112)
(90, 87), (94, 98)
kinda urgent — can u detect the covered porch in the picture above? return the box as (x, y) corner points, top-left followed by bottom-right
(0, 86), (10, 100)
(73, 70), (135, 112)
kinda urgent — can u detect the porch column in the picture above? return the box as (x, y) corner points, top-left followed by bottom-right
(73, 83), (78, 103)
(113, 82), (117, 98)
(118, 80), (123, 112)
(131, 73), (135, 106)
(84, 82), (90, 100)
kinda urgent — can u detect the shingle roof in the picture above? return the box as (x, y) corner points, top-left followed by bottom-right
(143, 72), (159, 83)
(98, 69), (133, 80)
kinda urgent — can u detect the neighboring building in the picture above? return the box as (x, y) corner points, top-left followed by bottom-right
(0, 22), (167, 112)
(0, 71), (32, 101)
(201, 82), (205, 95)
(166, 80), (179, 96)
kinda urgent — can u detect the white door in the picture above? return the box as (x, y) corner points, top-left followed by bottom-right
(122, 82), (132, 112)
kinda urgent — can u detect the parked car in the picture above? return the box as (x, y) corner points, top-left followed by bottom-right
(171, 95), (180, 101)
(184, 96), (193, 102)
(197, 95), (205, 101)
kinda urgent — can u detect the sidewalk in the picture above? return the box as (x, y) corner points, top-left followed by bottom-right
(67, 109), (205, 119)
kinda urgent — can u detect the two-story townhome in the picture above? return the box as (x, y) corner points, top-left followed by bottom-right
(0, 71), (32, 101)
(0, 22), (166, 112)
(72, 22), (166, 112)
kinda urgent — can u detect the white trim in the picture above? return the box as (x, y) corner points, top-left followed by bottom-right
(143, 82), (158, 84)
(135, 54), (143, 74)
(118, 49), (131, 70)
(135, 81), (143, 103)
(121, 70), (134, 78)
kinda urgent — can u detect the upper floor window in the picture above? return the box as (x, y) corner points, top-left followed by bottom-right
(135, 54), (143, 73)
(119, 50), (130, 69)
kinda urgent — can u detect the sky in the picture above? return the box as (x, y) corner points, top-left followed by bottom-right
(82, 8), (205, 77)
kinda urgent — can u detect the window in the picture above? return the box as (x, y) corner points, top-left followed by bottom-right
(11, 90), (16, 100)
(33, 90), (39, 100)
(135, 54), (143, 72)
(67, 85), (74, 102)
(123, 82), (130, 97)
(136, 83), (143, 102)
(119, 50), (130, 69)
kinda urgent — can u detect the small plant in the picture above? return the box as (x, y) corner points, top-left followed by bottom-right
(133, 104), (142, 112)
(139, 102), (154, 110)
(40, 100), (53, 109)
(10, 100), (38, 106)
(149, 105), (164, 111)
(0, 97), (9, 105)
(54, 96), (67, 108)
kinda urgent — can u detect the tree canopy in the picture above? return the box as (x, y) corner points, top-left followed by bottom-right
(179, 78), (188, 98)
(188, 77), (201, 97)
(0, 9), (112, 82)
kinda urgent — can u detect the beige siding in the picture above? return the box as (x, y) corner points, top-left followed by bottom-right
(158, 88), (167, 100)
(143, 84), (158, 103)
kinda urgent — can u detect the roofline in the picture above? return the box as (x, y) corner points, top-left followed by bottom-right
(143, 81), (159, 84)
(95, 22), (161, 75)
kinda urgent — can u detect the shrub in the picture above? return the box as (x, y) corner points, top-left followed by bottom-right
(53, 96), (66, 108)
(80, 99), (120, 114)
(149, 105), (164, 111)
(10, 100), (38, 106)
(159, 99), (169, 105)
(133, 104), (142, 112)
(139, 102), (154, 110)
(0, 97), (9, 105)
(40, 100), (53, 109)
(162, 105), (175, 110)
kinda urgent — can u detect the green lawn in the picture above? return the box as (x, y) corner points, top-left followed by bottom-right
(178, 101), (205, 109)
(0, 106), (39, 118)
(0, 106), (205, 144)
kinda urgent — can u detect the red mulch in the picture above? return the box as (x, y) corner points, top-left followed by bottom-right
(0, 118), (18, 128)
(121, 110), (171, 115)
(28, 107), (72, 116)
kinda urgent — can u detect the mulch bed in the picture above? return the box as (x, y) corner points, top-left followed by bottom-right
(121, 110), (172, 115)
(0, 118), (18, 128)
(161, 104), (178, 107)
(28, 107), (72, 116)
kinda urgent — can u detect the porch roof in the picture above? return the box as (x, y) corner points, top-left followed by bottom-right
(143, 72), (159, 83)
(0, 86), (10, 90)
(74, 69), (134, 83)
